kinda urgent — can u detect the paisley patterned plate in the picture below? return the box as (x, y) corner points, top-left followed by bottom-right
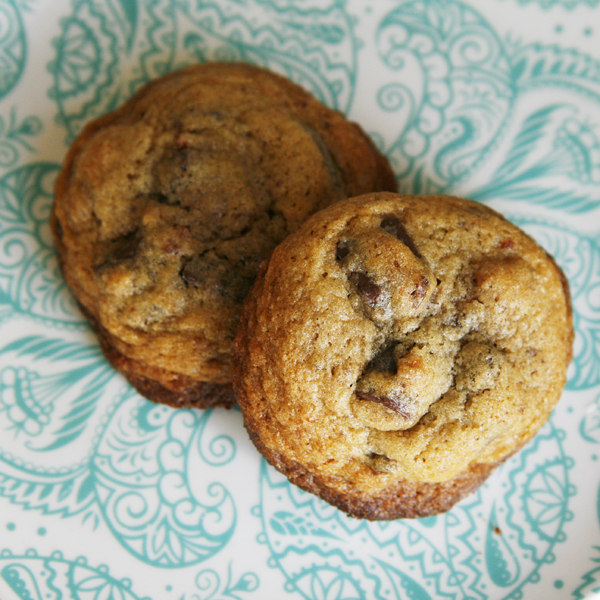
(0, 1), (599, 598)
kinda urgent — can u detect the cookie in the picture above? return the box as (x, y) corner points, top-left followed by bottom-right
(52, 62), (397, 409)
(233, 192), (573, 519)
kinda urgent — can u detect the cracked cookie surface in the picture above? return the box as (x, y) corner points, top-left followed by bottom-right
(233, 192), (573, 519)
(52, 62), (397, 408)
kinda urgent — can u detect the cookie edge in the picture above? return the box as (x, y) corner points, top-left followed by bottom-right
(232, 192), (574, 519)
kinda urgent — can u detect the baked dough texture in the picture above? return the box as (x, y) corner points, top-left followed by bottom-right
(52, 62), (397, 408)
(234, 192), (573, 519)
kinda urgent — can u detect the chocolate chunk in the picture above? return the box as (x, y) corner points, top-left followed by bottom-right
(108, 230), (140, 264)
(367, 451), (387, 459)
(149, 192), (171, 205)
(180, 253), (251, 301)
(180, 259), (203, 287)
(350, 272), (381, 308)
(380, 214), (422, 258)
(355, 389), (410, 419)
(380, 215), (401, 237)
(96, 230), (141, 271)
(366, 342), (398, 375)
(366, 452), (393, 473)
(336, 240), (349, 261)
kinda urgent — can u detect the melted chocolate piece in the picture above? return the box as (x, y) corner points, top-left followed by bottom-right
(101, 230), (141, 268)
(180, 259), (203, 287)
(366, 342), (398, 375)
(336, 240), (350, 261)
(366, 451), (393, 473)
(149, 192), (171, 205)
(380, 214), (422, 259)
(350, 272), (381, 308)
(355, 389), (411, 419)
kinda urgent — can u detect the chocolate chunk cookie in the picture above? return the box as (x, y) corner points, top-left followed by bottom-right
(234, 192), (573, 519)
(52, 62), (397, 408)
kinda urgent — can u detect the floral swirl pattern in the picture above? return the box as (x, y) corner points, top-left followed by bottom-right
(0, 0), (26, 101)
(94, 397), (237, 566)
(0, 110), (42, 168)
(0, 385), (238, 568)
(372, 1), (600, 220)
(48, 0), (358, 143)
(376, 0), (512, 193)
(49, 0), (179, 142)
(0, 162), (78, 324)
(0, 550), (150, 600)
(193, 566), (260, 600)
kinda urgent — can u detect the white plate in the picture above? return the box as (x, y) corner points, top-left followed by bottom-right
(0, 1), (599, 599)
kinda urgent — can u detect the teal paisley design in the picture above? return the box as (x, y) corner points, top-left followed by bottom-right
(255, 417), (573, 599)
(48, 0), (178, 142)
(49, 0), (358, 142)
(485, 504), (520, 588)
(287, 565), (365, 600)
(0, 162), (80, 325)
(0, 0), (26, 100)
(0, 366), (55, 438)
(580, 392), (600, 444)
(0, 550), (150, 600)
(0, 335), (114, 449)
(94, 397), (236, 566)
(373, 0), (600, 216)
(470, 103), (600, 213)
(193, 566), (259, 600)
(573, 546), (600, 600)
(0, 109), (42, 168)
(179, 0), (356, 111)
(375, 0), (513, 194)
(0, 386), (238, 567)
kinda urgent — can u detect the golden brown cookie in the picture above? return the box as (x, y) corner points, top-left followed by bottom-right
(52, 62), (397, 408)
(233, 192), (573, 519)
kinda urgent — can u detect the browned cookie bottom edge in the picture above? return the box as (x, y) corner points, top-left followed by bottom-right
(75, 298), (236, 409)
(97, 332), (236, 409)
(242, 406), (496, 520)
